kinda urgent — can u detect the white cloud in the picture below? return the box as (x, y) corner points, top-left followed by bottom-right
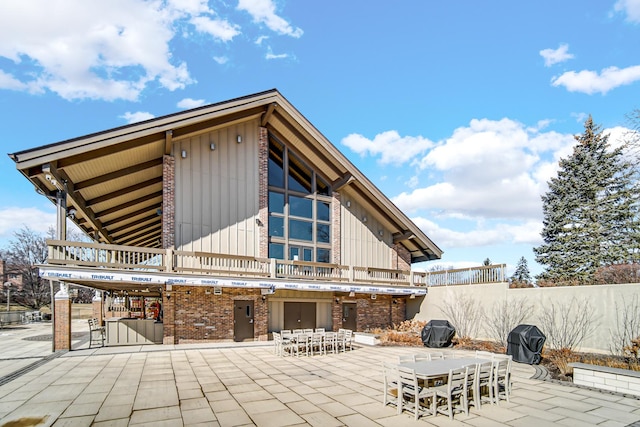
(237, 0), (303, 38)
(540, 43), (574, 67)
(213, 56), (229, 65)
(190, 16), (240, 42)
(0, 207), (56, 239)
(391, 118), (576, 221)
(177, 97), (206, 109)
(255, 35), (269, 45)
(411, 217), (543, 249)
(120, 111), (155, 124)
(551, 65), (640, 94)
(266, 51), (289, 60)
(614, 0), (640, 23)
(341, 130), (435, 165)
(0, 70), (28, 91)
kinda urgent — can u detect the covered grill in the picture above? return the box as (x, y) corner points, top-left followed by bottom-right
(421, 319), (456, 348)
(507, 324), (546, 364)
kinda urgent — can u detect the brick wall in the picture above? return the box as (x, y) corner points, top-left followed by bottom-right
(162, 155), (176, 249)
(392, 243), (411, 271)
(332, 293), (404, 331)
(169, 286), (268, 343)
(258, 127), (268, 258)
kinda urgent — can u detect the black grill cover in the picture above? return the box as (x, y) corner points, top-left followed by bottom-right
(507, 324), (546, 364)
(421, 320), (456, 348)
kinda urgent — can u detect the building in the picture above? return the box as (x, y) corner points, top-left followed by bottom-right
(9, 89), (443, 347)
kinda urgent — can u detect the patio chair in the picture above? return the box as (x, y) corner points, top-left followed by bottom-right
(413, 353), (431, 362)
(323, 331), (337, 354)
(343, 329), (353, 351)
(303, 328), (314, 334)
(88, 318), (105, 348)
(397, 366), (435, 420)
(294, 333), (310, 357)
(292, 328), (303, 334)
(382, 362), (399, 409)
(470, 361), (494, 409)
(428, 351), (444, 360)
(493, 356), (512, 404)
(310, 332), (324, 356)
(475, 350), (495, 359)
(433, 366), (469, 419)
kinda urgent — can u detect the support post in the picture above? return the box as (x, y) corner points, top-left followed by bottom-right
(54, 282), (71, 351)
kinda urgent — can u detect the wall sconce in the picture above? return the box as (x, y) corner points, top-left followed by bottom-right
(262, 295), (266, 301)
(371, 294), (377, 300)
(346, 201), (351, 208)
(362, 216), (367, 223)
(392, 299), (398, 305)
(378, 230), (384, 237)
(236, 135), (242, 143)
(335, 298), (340, 304)
(255, 218), (263, 226)
(185, 290), (191, 295)
(410, 294), (416, 299)
(210, 143), (216, 150)
(156, 208), (163, 216)
(166, 293), (171, 300)
(348, 291), (355, 297)
(181, 149), (187, 158)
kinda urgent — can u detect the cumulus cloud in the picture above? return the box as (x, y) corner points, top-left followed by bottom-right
(0, 207), (56, 239)
(341, 130), (435, 165)
(266, 51), (289, 60)
(540, 43), (574, 67)
(394, 118), (576, 221)
(177, 97), (206, 109)
(551, 65), (640, 94)
(238, 0), (303, 38)
(614, 0), (640, 23)
(0, 0), (302, 101)
(213, 56), (229, 65)
(120, 111), (155, 124)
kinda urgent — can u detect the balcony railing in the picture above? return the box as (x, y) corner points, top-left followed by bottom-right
(46, 240), (505, 287)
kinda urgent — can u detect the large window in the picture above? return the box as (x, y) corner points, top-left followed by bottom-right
(268, 136), (332, 262)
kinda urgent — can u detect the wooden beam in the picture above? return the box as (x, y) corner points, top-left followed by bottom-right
(73, 158), (162, 191)
(95, 191), (163, 219)
(165, 130), (173, 155)
(86, 177), (163, 206)
(393, 231), (416, 244)
(102, 205), (161, 228)
(261, 103), (276, 127)
(332, 173), (355, 191)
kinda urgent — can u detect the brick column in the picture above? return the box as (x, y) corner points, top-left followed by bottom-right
(92, 289), (103, 325)
(162, 284), (176, 344)
(54, 283), (71, 351)
(162, 155), (176, 249)
(392, 243), (411, 271)
(258, 127), (269, 258)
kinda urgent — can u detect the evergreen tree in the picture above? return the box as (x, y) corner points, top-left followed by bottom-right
(511, 256), (532, 285)
(534, 117), (640, 284)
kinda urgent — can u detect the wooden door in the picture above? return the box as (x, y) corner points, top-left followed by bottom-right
(234, 300), (254, 342)
(341, 303), (357, 331)
(284, 302), (316, 330)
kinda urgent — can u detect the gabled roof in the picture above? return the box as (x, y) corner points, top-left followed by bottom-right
(9, 89), (442, 263)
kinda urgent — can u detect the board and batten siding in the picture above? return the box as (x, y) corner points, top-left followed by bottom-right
(339, 191), (392, 269)
(174, 119), (260, 255)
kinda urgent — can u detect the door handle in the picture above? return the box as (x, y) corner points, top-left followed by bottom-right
(249, 319), (254, 323)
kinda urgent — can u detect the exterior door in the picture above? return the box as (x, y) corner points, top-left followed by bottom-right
(234, 300), (254, 342)
(342, 303), (357, 331)
(284, 302), (316, 330)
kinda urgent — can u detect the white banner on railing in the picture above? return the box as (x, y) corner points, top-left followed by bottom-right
(39, 267), (427, 296)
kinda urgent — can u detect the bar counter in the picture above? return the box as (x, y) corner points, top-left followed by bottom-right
(105, 318), (163, 346)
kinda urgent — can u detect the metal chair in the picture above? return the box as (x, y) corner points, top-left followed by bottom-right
(88, 318), (105, 348)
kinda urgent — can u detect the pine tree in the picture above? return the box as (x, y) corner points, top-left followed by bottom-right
(511, 256), (532, 285)
(534, 117), (640, 284)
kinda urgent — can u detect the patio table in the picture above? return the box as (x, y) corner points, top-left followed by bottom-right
(399, 357), (490, 379)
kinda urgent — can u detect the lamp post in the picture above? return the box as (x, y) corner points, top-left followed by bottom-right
(4, 282), (10, 313)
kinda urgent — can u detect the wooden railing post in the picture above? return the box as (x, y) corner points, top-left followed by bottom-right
(270, 258), (277, 278)
(165, 248), (173, 272)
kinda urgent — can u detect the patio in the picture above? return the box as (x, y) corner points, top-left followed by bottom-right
(1, 323), (640, 426)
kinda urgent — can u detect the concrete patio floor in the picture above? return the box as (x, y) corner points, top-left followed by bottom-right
(1, 321), (640, 426)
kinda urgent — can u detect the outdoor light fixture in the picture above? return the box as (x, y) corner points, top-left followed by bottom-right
(362, 216), (367, 223)
(237, 135), (242, 143)
(349, 291), (355, 297)
(210, 142), (216, 150)
(181, 149), (187, 158)
(166, 293), (171, 300)
(371, 294), (377, 300)
(335, 298), (340, 304)
(346, 201), (351, 208)
(255, 218), (262, 226)
(410, 294), (416, 299)
(67, 208), (77, 219)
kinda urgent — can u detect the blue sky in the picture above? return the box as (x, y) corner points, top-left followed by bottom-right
(1, 0), (639, 279)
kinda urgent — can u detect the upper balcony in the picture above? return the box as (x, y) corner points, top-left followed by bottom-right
(44, 240), (506, 291)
